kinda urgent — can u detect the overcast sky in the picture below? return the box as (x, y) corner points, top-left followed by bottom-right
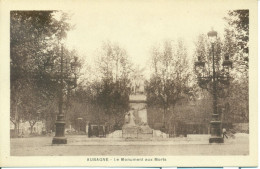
(65, 1), (228, 75)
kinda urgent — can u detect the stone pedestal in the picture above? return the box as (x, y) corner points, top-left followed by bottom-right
(138, 125), (153, 138)
(209, 114), (223, 143)
(52, 114), (67, 144)
(122, 126), (139, 138)
(122, 94), (153, 139)
(122, 125), (153, 139)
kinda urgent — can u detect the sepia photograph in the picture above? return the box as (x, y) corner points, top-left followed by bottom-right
(0, 0), (258, 167)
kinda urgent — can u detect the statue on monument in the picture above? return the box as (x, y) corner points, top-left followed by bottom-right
(124, 110), (136, 126)
(123, 66), (152, 138)
(124, 113), (129, 124)
(131, 66), (146, 95)
(132, 75), (145, 94)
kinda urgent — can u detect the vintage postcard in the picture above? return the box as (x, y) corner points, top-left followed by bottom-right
(0, 0), (258, 167)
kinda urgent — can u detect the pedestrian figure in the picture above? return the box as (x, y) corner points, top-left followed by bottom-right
(222, 128), (228, 139)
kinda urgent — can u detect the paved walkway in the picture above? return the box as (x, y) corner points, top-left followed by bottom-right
(10, 133), (249, 156)
(69, 135), (210, 145)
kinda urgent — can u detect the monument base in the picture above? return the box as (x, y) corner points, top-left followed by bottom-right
(52, 137), (67, 144)
(122, 126), (138, 138)
(122, 125), (153, 139)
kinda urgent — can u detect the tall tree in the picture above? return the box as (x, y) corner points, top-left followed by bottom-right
(224, 10), (248, 74)
(10, 11), (76, 135)
(222, 10), (249, 123)
(11, 11), (54, 135)
(67, 41), (132, 132)
(95, 41), (132, 128)
(146, 39), (192, 133)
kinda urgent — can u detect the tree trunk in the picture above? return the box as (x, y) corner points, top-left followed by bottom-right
(17, 116), (20, 135)
(108, 113), (111, 133)
(29, 121), (36, 134)
(30, 125), (33, 134)
(15, 102), (19, 135)
(163, 107), (166, 126)
(14, 123), (17, 136)
(169, 107), (176, 136)
(173, 124), (176, 137)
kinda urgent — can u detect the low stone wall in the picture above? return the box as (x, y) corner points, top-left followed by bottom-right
(233, 123), (249, 133)
(108, 129), (169, 139)
(187, 134), (210, 140)
(153, 130), (169, 138)
(107, 130), (122, 138)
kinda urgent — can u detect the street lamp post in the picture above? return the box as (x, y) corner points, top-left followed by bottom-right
(52, 43), (67, 144)
(195, 29), (232, 143)
(46, 43), (79, 144)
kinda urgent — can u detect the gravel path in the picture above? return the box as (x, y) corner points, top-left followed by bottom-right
(10, 134), (249, 156)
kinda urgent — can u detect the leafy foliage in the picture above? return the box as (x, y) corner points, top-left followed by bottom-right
(146, 40), (192, 130)
(224, 10), (249, 71)
(223, 10), (249, 123)
(66, 42), (132, 131)
(193, 10), (249, 123)
(10, 11), (79, 134)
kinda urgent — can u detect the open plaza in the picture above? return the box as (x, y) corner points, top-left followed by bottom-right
(11, 133), (249, 156)
(9, 8), (250, 159)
